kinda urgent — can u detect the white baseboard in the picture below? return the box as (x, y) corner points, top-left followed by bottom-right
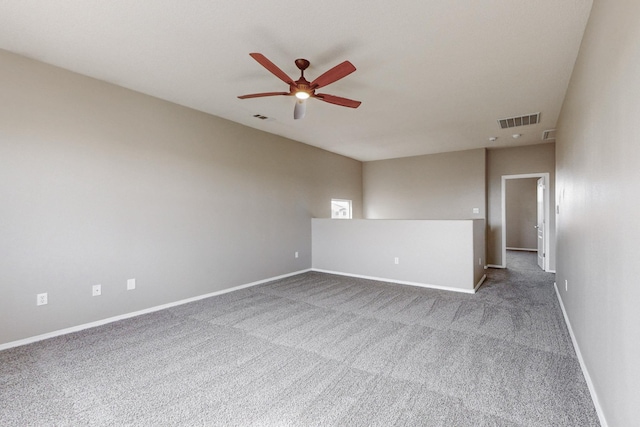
(488, 263), (555, 273)
(487, 264), (505, 269)
(311, 269), (477, 294)
(506, 247), (537, 252)
(553, 283), (608, 427)
(0, 269), (311, 352)
(474, 274), (487, 291)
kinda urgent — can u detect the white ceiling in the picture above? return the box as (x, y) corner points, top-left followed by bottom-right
(0, 1), (593, 161)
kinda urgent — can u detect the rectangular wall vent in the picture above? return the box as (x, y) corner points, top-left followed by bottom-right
(497, 112), (540, 129)
(542, 129), (556, 141)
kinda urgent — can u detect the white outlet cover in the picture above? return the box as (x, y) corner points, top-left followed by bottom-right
(127, 278), (136, 290)
(37, 293), (48, 306)
(472, 207), (480, 214)
(92, 284), (101, 296)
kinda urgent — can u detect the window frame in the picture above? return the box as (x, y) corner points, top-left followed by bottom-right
(331, 199), (353, 219)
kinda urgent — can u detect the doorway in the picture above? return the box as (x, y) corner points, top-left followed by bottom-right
(501, 173), (550, 271)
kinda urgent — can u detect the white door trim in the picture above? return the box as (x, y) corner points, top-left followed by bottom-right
(501, 173), (550, 271)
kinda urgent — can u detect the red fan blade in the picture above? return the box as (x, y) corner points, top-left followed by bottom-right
(249, 53), (296, 86)
(314, 93), (361, 108)
(238, 91), (290, 99)
(310, 61), (356, 89)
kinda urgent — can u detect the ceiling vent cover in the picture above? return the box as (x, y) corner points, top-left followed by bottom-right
(542, 129), (556, 141)
(497, 112), (540, 129)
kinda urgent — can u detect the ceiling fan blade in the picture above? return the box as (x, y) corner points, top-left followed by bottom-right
(237, 91), (290, 99)
(294, 99), (306, 120)
(310, 61), (356, 89)
(314, 93), (361, 108)
(249, 53), (296, 86)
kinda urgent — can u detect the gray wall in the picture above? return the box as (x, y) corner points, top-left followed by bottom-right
(555, 0), (640, 424)
(486, 144), (556, 269)
(506, 178), (538, 250)
(363, 145), (554, 269)
(0, 50), (363, 345)
(363, 149), (486, 220)
(312, 219), (484, 292)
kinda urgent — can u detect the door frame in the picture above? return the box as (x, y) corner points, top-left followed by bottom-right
(501, 173), (550, 271)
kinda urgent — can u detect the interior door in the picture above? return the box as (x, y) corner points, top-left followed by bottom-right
(536, 178), (545, 270)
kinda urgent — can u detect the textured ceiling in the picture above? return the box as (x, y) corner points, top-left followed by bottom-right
(0, 1), (593, 161)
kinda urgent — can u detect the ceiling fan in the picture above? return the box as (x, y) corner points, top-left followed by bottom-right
(238, 53), (361, 120)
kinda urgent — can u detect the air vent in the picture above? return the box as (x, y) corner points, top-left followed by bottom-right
(497, 112), (540, 129)
(542, 129), (556, 141)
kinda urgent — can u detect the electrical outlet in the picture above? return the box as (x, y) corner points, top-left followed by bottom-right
(472, 207), (480, 214)
(295, 251), (299, 259)
(37, 293), (48, 306)
(92, 284), (102, 296)
(394, 257), (399, 265)
(127, 278), (136, 290)
(479, 258), (482, 266)
(565, 279), (568, 292)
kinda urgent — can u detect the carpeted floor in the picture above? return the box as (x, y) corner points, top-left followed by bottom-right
(0, 251), (599, 426)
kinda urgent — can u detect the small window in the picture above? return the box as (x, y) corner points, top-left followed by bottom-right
(331, 199), (352, 219)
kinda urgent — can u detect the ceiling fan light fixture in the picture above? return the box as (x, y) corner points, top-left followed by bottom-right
(238, 53), (361, 118)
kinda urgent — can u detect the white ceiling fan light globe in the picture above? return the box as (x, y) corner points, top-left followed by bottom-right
(294, 99), (306, 120)
(295, 91), (310, 100)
